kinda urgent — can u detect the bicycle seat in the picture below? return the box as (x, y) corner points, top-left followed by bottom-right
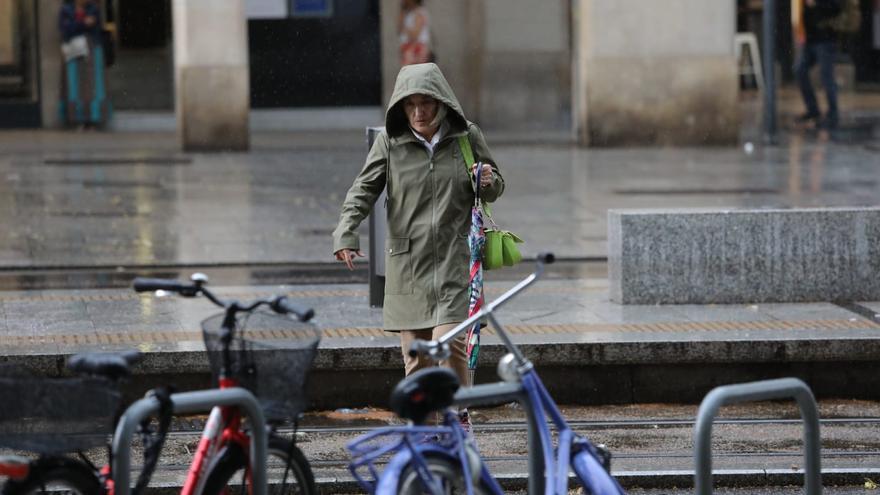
(390, 367), (460, 425)
(67, 350), (142, 380)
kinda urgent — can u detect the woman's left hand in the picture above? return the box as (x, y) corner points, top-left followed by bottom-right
(472, 163), (494, 189)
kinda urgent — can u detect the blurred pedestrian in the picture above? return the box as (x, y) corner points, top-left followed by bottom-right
(332, 63), (504, 430)
(793, 0), (843, 129)
(398, 0), (433, 66)
(59, 0), (111, 129)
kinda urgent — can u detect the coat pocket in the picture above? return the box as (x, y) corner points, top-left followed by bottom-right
(385, 237), (413, 295)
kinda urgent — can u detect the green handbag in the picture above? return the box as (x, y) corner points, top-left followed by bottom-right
(458, 136), (524, 270)
(484, 229), (523, 270)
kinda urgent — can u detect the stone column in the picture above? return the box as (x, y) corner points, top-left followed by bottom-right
(573, 0), (739, 146)
(38, 0), (63, 128)
(173, 0), (249, 151)
(0, 1), (16, 65)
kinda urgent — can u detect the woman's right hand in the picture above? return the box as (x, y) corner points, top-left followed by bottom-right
(335, 249), (365, 270)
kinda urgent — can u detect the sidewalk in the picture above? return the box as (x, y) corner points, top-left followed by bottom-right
(2, 275), (880, 407)
(1, 91), (879, 406)
(2, 92), (880, 494)
(0, 114), (879, 268)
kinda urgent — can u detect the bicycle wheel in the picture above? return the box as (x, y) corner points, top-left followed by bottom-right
(397, 454), (492, 495)
(2, 458), (100, 495)
(201, 435), (316, 495)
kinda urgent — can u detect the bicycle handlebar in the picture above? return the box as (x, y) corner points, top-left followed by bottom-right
(270, 296), (315, 322)
(536, 252), (555, 265)
(407, 339), (450, 359)
(131, 276), (315, 322)
(132, 278), (197, 296)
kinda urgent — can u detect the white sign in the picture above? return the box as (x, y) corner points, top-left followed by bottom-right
(246, 0), (286, 19)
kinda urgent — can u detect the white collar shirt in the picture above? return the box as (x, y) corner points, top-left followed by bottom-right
(411, 121), (448, 158)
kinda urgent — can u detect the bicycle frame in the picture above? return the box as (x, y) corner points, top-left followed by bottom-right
(182, 312), (253, 495)
(1, 277), (310, 495)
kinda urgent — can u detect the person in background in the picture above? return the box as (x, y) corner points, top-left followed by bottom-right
(793, 0), (842, 129)
(332, 63), (504, 432)
(59, 0), (111, 129)
(398, 0), (433, 66)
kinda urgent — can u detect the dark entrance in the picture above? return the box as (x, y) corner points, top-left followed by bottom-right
(248, 0), (382, 108)
(107, 0), (174, 110)
(63, 0), (381, 114)
(850, 0), (880, 84)
(0, 0), (41, 128)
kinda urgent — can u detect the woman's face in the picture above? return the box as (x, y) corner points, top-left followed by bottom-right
(403, 94), (438, 137)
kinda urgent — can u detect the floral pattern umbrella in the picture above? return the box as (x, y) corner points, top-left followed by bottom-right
(466, 164), (486, 382)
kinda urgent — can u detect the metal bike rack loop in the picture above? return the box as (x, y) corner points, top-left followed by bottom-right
(694, 378), (821, 495)
(112, 388), (268, 495)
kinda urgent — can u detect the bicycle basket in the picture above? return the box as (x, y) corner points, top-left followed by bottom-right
(202, 310), (321, 421)
(0, 367), (121, 454)
(347, 426), (460, 493)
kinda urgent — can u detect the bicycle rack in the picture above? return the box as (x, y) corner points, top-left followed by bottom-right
(694, 377), (822, 495)
(112, 387), (268, 495)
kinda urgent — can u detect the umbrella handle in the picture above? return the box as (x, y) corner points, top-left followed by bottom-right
(473, 162), (483, 206)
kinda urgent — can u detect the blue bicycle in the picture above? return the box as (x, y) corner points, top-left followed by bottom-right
(347, 253), (626, 495)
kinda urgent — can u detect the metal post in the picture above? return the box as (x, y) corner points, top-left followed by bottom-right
(366, 126), (387, 307)
(762, 0), (777, 144)
(694, 378), (821, 495)
(112, 388), (268, 495)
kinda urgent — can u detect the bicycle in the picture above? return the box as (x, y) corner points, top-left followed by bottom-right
(347, 253), (627, 495)
(0, 273), (320, 495)
(131, 274), (320, 495)
(0, 351), (146, 495)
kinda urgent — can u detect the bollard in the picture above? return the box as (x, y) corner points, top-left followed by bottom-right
(694, 378), (821, 495)
(366, 126), (386, 307)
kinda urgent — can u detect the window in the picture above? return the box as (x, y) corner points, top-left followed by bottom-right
(290, 0), (332, 18)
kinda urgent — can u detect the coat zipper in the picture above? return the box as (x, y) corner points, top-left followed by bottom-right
(429, 156), (439, 326)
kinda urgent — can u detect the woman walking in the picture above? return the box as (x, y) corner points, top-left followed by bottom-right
(332, 63), (504, 429)
(59, 0), (111, 128)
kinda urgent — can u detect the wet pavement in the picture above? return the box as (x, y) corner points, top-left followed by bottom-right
(1, 274), (880, 409)
(1, 93), (880, 491)
(0, 94), (878, 403)
(0, 93), (879, 270)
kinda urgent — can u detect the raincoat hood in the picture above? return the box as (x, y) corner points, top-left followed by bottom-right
(385, 63), (468, 137)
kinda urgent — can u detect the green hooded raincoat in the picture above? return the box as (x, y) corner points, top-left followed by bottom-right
(332, 63), (504, 330)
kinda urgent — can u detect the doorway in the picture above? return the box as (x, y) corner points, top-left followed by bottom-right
(106, 0), (174, 110)
(0, 0), (41, 127)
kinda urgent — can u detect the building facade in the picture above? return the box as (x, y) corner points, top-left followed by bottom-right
(2, 0), (878, 145)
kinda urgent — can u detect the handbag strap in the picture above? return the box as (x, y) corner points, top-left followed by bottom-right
(457, 134), (495, 219)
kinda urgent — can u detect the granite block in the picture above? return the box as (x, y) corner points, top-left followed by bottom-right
(609, 207), (880, 304)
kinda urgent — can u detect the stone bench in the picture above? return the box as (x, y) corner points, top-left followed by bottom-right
(608, 207), (880, 304)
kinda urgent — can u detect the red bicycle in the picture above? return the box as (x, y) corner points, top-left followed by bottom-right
(0, 273), (320, 495)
